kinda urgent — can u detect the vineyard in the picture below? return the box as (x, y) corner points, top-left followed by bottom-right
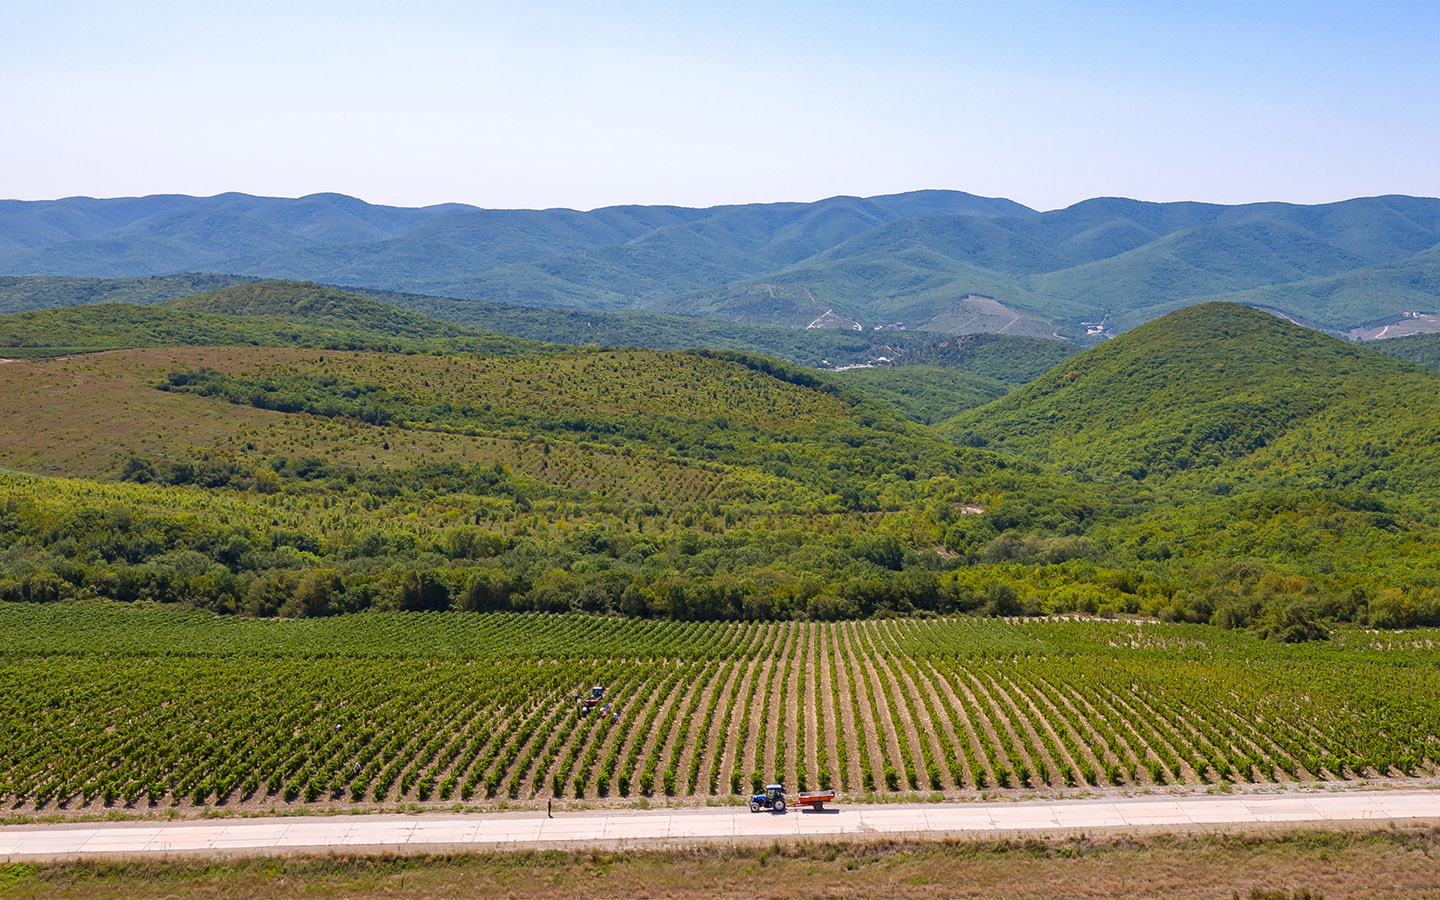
(3, 604), (1437, 814)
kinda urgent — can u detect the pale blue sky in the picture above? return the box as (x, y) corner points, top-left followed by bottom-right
(3, 1), (1437, 210)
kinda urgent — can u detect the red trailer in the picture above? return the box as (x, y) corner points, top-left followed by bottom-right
(793, 789), (835, 810)
(749, 785), (836, 812)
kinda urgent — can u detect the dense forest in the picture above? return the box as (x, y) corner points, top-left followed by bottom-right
(1, 283), (1438, 639)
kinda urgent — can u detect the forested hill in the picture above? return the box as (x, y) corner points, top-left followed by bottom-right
(945, 302), (1440, 490)
(1, 296), (1439, 635)
(1, 191), (1439, 339)
(0, 272), (258, 314)
(1369, 331), (1440, 371)
(0, 284), (549, 358)
(164, 281), (486, 340)
(0, 278), (1076, 384)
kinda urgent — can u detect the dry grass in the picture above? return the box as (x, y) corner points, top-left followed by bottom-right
(3, 827), (1438, 899)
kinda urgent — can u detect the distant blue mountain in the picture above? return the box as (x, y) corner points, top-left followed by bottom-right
(1, 190), (1437, 337)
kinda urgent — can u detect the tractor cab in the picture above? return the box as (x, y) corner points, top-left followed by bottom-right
(581, 685), (605, 713)
(749, 783), (786, 813)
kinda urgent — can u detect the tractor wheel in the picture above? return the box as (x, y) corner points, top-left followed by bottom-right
(773, 798), (786, 813)
(749, 801), (761, 813)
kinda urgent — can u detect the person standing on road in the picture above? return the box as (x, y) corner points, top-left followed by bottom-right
(548, 798), (553, 818)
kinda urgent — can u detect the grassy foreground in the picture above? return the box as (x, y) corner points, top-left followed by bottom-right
(2, 828), (1437, 898)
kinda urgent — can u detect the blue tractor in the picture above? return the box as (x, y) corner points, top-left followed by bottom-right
(749, 783), (787, 813)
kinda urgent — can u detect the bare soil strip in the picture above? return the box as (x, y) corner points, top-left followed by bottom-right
(574, 671), (661, 798)
(1062, 681), (1166, 785)
(921, 659), (997, 787)
(852, 622), (910, 783)
(814, 622), (843, 791)
(862, 623), (943, 791)
(977, 670), (1075, 788)
(612, 662), (690, 796)
(1029, 671), (1127, 773)
(1003, 669), (1110, 783)
(516, 664), (648, 799)
(885, 652), (965, 791)
(799, 622), (820, 790)
(649, 661), (715, 796)
(593, 669), (667, 797)
(750, 627), (788, 784)
(1092, 683), (1201, 784)
(903, 656), (977, 790)
(713, 652), (764, 794)
(959, 668), (1053, 787)
(877, 620), (964, 791)
(951, 666), (1042, 786)
(741, 648), (778, 783)
(840, 622), (893, 791)
(826, 622), (866, 791)
(689, 659), (745, 796)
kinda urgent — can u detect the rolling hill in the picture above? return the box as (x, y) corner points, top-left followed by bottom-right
(943, 302), (1440, 489)
(1369, 331), (1440, 371)
(0, 272), (258, 314)
(0, 283), (547, 358)
(0, 276), (1074, 372)
(3, 284), (1440, 639)
(940, 302), (1440, 631)
(6, 291), (1440, 828)
(4, 191), (1438, 339)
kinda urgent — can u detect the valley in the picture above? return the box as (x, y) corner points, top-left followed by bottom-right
(1, 230), (1439, 876)
(8, 1), (1439, 892)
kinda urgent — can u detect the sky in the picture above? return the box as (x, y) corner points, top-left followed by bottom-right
(2, 0), (1438, 211)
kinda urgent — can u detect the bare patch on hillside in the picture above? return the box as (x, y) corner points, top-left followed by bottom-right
(918, 296), (1056, 338)
(1351, 312), (1440, 341)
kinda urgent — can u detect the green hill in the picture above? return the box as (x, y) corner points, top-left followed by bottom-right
(929, 303), (1440, 633)
(0, 273), (258, 314)
(1369, 331), (1440, 371)
(162, 280), (485, 340)
(5, 293), (1440, 637)
(943, 303), (1440, 488)
(0, 283), (546, 358)
(901, 332), (1079, 384)
(0, 317), (1071, 625)
(829, 366), (1011, 423)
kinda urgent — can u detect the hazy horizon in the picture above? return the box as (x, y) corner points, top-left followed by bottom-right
(6, 186), (1440, 217)
(4, 1), (1438, 212)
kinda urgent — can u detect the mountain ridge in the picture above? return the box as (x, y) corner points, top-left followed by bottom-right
(1, 191), (1438, 340)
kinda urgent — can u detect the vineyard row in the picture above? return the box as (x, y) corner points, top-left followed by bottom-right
(2, 616), (1436, 811)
